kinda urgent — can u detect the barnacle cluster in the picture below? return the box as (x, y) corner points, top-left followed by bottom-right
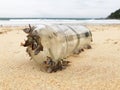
(22, 25), (70, 73)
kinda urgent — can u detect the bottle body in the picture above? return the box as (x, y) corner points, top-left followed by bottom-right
(25, 24), (92, 64)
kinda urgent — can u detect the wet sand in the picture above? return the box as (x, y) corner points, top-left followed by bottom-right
(0, 25), (120, 90)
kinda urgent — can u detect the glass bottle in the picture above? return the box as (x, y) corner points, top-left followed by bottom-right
(23, 24), (92, 65)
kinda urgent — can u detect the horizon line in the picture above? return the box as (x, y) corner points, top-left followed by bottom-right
(0, 17), (105, 19)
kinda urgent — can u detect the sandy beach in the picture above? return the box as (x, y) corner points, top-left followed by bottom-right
(0, 24), (120, 90)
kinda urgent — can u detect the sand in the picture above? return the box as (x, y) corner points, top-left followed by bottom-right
(0, 24), (120, 90)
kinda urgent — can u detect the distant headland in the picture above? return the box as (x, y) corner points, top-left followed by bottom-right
(107, 9), (120, 19)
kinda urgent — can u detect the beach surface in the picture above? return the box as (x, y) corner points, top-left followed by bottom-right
(0, 24), (120, 90)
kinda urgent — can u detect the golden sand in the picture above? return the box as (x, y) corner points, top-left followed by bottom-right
(0, 25), (120, 90)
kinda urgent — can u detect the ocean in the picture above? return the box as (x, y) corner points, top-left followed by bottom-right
(0, 18), (120, 26)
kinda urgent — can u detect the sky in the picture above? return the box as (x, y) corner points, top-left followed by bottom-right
(0, 0), (120, 18)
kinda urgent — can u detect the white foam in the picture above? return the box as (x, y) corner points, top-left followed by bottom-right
(0, 19), (120, 26)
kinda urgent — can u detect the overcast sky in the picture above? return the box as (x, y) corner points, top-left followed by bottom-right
(0, 0), (119, 18)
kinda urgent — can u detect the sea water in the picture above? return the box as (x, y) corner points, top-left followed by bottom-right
(0, 18), (120, 26)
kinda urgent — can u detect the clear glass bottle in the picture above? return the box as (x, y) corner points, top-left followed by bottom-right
(24, 24), (92, 65)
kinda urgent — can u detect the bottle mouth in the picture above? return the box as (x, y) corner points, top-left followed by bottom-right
(22, 24), (44, 56)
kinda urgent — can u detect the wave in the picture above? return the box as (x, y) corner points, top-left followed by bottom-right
(0, 19), (120, 26)
(9, 19), (42, 21)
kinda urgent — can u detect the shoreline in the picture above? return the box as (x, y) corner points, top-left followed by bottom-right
(0, 19), (120, 26)
(0, 24), (120, 34)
